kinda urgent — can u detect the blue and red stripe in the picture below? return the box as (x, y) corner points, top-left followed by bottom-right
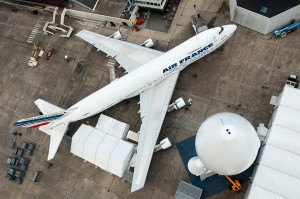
(14, 113), (64, 128)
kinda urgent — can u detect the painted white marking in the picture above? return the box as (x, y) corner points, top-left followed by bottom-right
(27, 16), (44, 43)
(108, 61), (116, 65)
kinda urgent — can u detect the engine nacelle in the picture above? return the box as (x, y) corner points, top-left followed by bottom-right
(154, 137), (172, 152)
(140, 38), (154, 48)
(109, 31), (122, 40)
(167, 97), (186, 112)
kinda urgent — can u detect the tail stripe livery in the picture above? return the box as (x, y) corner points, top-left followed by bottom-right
(14, 113), (64, 128)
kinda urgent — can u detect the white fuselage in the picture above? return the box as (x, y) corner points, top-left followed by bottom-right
(50, 25), (236, 128)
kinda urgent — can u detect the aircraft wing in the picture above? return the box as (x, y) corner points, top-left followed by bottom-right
(76, 30), (164, 73)
(132, 71), (180, 192)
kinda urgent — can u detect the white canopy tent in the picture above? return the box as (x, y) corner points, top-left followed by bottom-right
(249, 165), (300, 198)
(82, 128), (106, 164)
(266, 125), (300, 155)
(276, 86), (300, 110)
(247, 185), (286, 199)
(71, 115), (135, 178)
(269, 106), (300, 132)
(246, 86), (300, 198)
(257, 145), (300, 179)
(71, 124), (94, 157)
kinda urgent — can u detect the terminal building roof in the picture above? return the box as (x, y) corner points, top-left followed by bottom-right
(237, 0), (300, 18)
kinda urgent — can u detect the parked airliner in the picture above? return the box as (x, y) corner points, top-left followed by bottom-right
(14, 24), (237, 192)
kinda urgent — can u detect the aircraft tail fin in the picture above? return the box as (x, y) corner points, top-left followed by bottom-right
(13, 100), (66, 129)
(13, 100), (69, 160)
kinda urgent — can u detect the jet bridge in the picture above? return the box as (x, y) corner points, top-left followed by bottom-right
(191, 15), (208, 34)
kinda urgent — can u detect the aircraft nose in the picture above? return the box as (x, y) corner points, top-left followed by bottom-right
(225, 24), (237, 34)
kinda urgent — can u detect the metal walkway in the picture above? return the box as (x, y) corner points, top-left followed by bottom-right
(75, 0), (99, 10)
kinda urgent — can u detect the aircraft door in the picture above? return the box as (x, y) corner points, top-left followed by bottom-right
(213, 36), (217, 46)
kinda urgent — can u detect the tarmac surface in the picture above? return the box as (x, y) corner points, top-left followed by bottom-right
(0, 0), (300, 199)
(71, 0), (128, 18)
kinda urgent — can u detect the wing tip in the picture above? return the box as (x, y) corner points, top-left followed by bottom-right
(46, 122), (69, 161)
(131, 184), (143, 193)
(47, 153), (54, 161)
(76, 29), (90, 37)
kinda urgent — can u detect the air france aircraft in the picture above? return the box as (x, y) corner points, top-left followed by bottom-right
(14, 24), (237, 192)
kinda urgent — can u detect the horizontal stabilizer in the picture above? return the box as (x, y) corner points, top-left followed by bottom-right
(35, 99), (65, 115)
(39, 122), (69, 161)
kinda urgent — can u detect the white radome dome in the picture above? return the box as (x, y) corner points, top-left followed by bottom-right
(195, 112), (260, 175)
(188, 156), (207, 176)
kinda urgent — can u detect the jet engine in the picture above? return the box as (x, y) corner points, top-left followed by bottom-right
(109, 31), (122, 40)
(140, 38), (155, 48)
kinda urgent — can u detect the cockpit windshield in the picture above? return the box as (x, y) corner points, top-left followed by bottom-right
(219, 26), (224, 35)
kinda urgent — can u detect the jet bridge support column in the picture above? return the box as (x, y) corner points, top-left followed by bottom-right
(43, 7), (73, 38)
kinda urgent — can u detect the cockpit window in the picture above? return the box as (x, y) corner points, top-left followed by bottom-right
(219, 26), (224, 35)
